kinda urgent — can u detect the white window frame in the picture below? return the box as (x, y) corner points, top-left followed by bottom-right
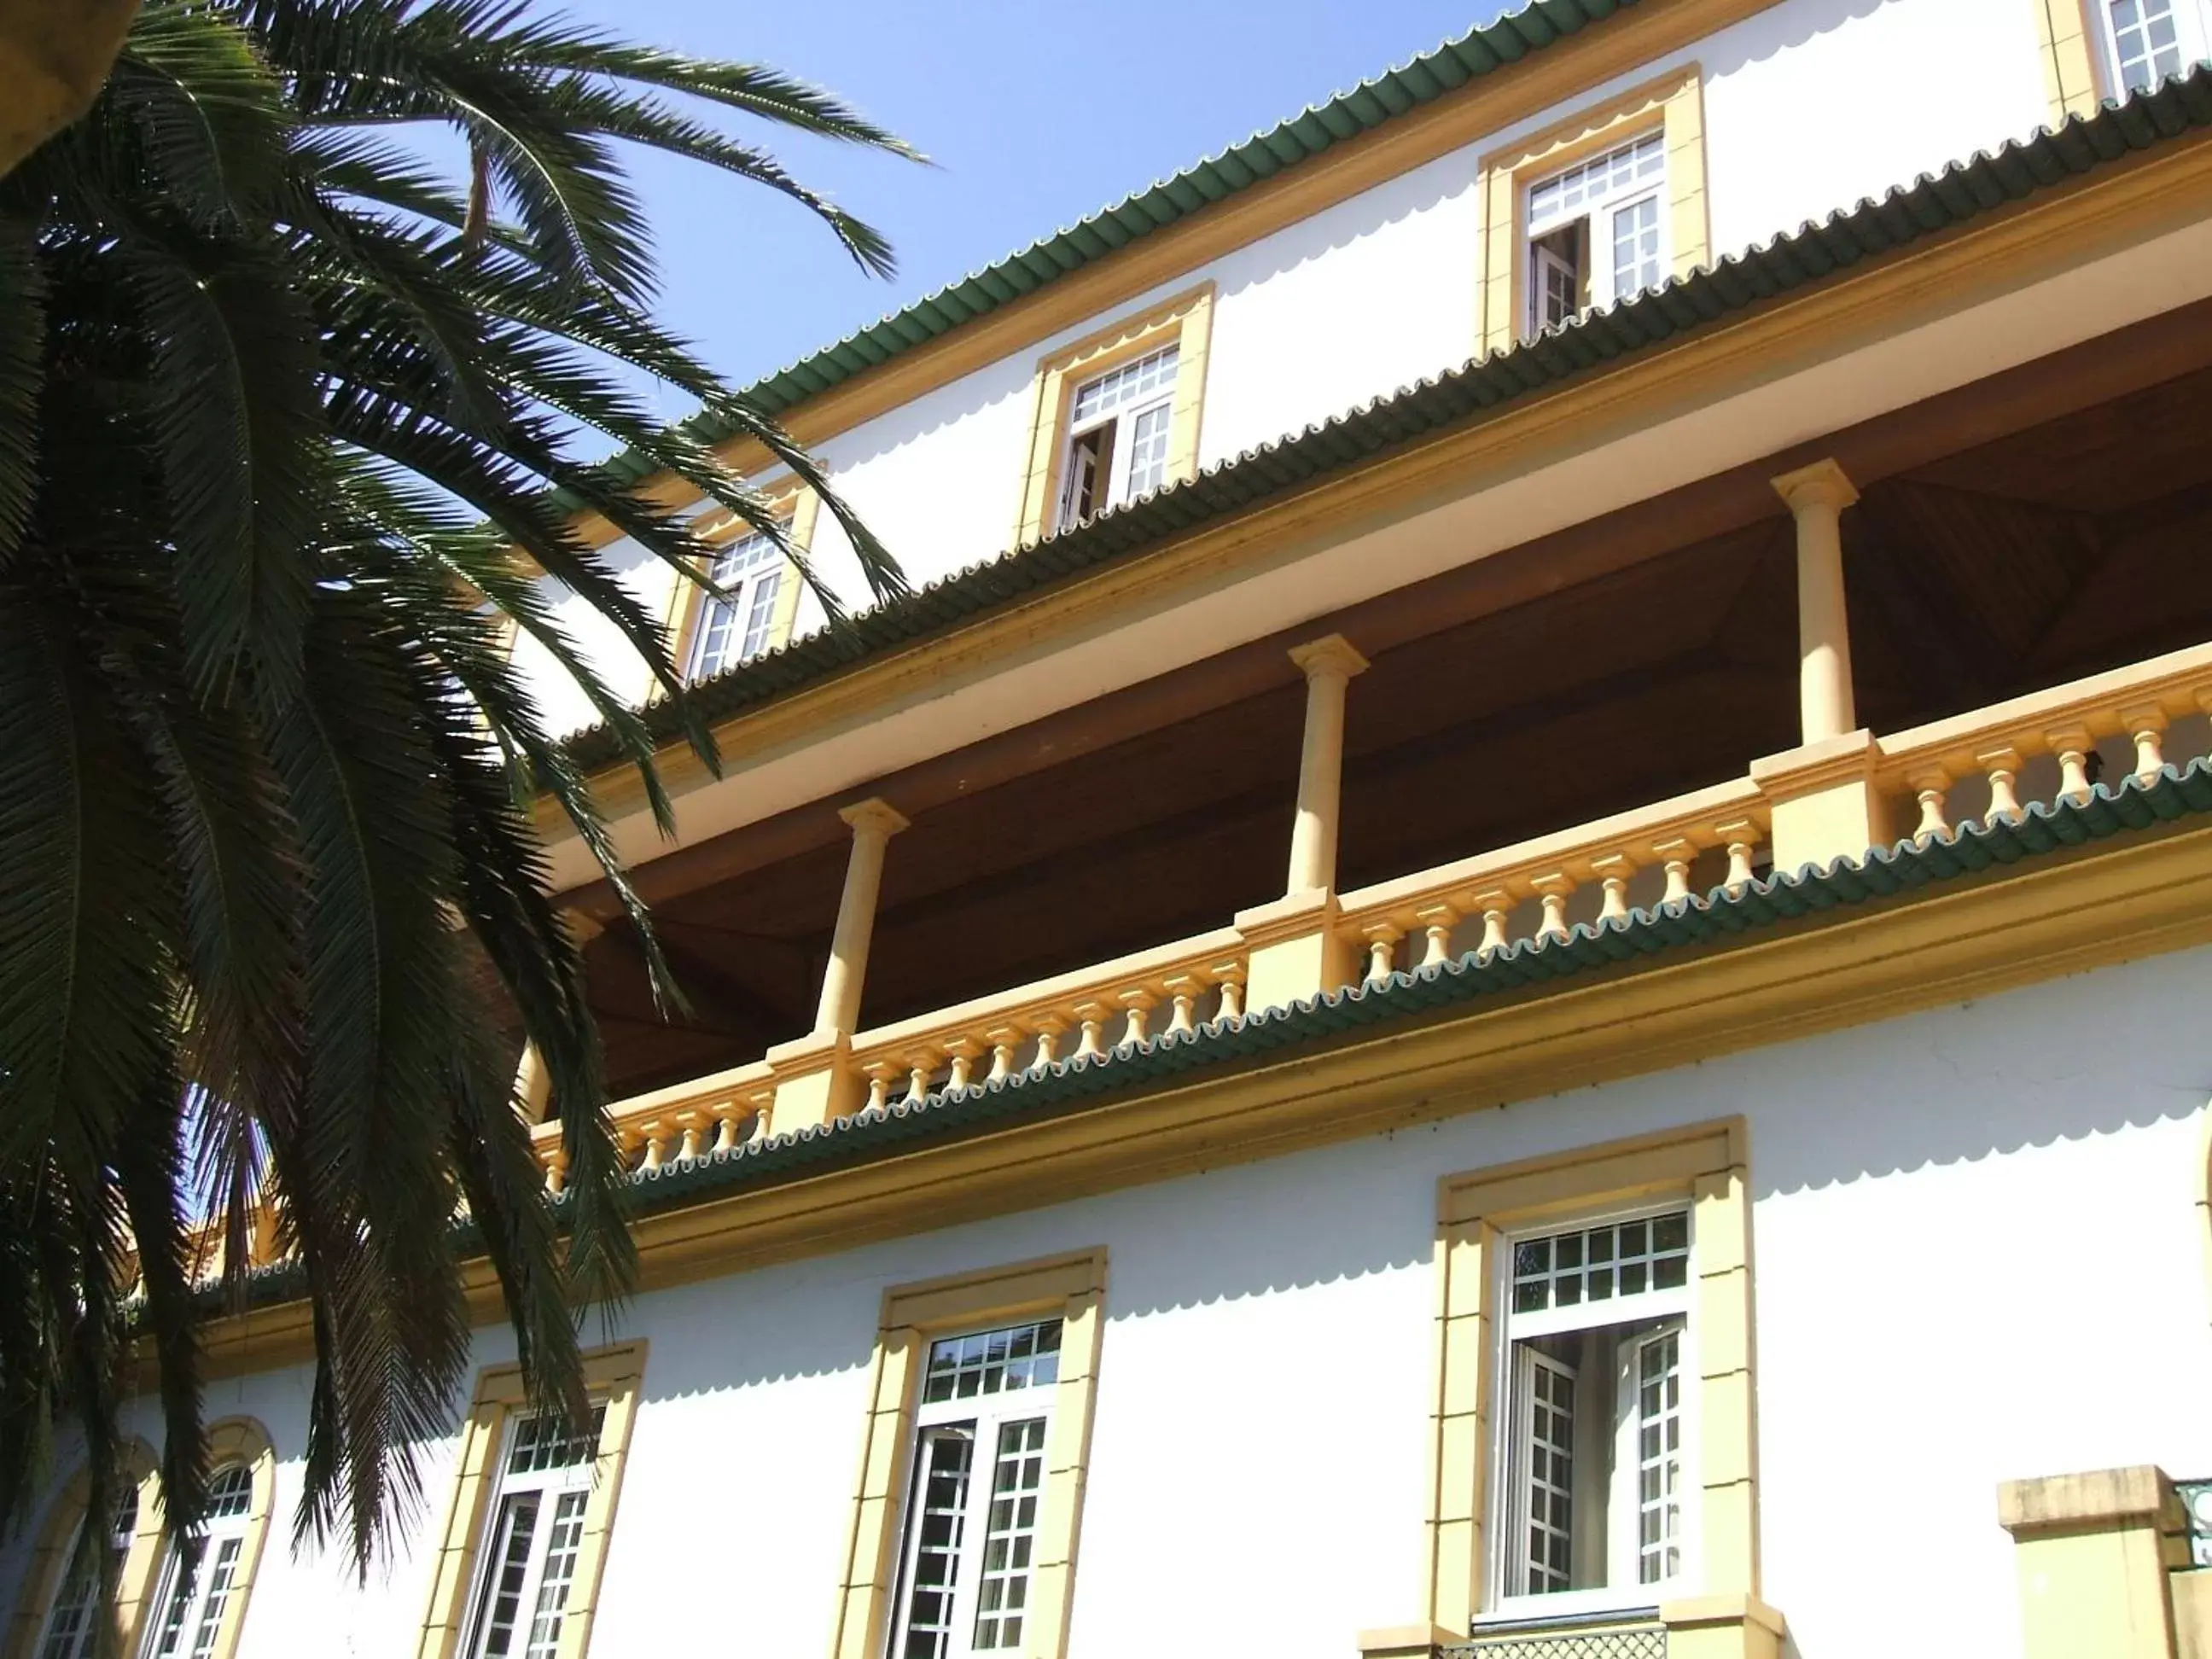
(684, 526), (784, 680)
(1481, 1198), (1699, 1624)
(456, 1406), (606, 1659)
(33, 1486), (139, 1659)
(138, 1465), (253, 1659)
(1523, 132), (1668, 339)
(2093, 0), (2207, 96)
(1056, 345), (1179, 529)
(886, 1318), (1062, 1659)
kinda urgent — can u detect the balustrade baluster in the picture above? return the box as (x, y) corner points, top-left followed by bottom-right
(1530, 874), (1575, 941)
(676, 1110), (707, 1163)
(1473, 888), (1513, 955)
(1978, 746), (2024, 820)
(1033, 1016), (1068, 1067)
(904, 1051), (939, 1105)
(2044, 728), (2094, 806)
(1361, 923), (1404, 986)
(864, 1062), (900, 1112)
(639, 1123), (669, 1173)
(1591, 853), (1634, 924)
(1416, 902), (1460, 969)
(1716, 820), (1759, 891)
(1161, 975), (1202, 1036)
(1906, 769), (1952, 840)
(1650, 840), (1695, 906)
(1117, 988), (1156, 1047)
(1208, 963), (1246, 1024)
(2122, 704), (2168, 782)
(944, 1038), (981, 1092)
(543, 1146), (568, 1196)
(984, 1025), (1022, 1082)
(1072, 1002), (1109, 1061)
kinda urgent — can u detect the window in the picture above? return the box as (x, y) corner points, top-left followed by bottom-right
(414, 1342), (645, 1659)
(1010, 287), (1214, 546)
(1493, 1208), (1692, 1610)
(2098, 0), (2192, 92)
(830, 1250), (1106, 1659)
(1057, 346), (1179, 528)
(458, 1408), (608, 1659)
(685, 527), (784, 679)
(1426, 1121), (1758, 1639)
(1523, 133), (1667, 337)
(141, 1464), (254, 1659)
(1476, 67), (1708, 359)
(888, 1319), (1062, 1659)
(32, 1487), (137, 1659)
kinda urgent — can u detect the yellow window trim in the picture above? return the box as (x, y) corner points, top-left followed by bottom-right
(1010, 285), (1215, 549)
(1476, 64), (1710, 359)
(5, 1420), (276, 1659)
(3, 1437), (166, 1659)
(664, 479), (818, 679)
(2032, 0), (2106, 126)
(413, 1340), (649, 1659)
(830, 1248), (1109, 1659)
(1426, 1118), (1757, 1636)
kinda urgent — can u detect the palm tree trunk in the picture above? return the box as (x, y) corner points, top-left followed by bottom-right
(0, 0), (142, 178)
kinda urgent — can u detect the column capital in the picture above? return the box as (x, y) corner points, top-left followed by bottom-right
(1288, 632), (1370, 682)
(1771, 457), (1859, 515)
(838, 796), (910, 837)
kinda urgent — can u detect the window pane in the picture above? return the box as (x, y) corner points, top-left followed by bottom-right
(506, 1406), (605, 1476)
(1521, 1354), (1577, 1594)
(1511, 1211), (1690, 1313)
(1527, 132), (1664, 231)
(689, 531), (781, 679)
(2108, 0), (2185, 92)
(145, 1539), (205, 1659)
(186, 1538), (242, 1659)
(1635, 1330), (1685, 1584)
(971, 1417), (1048, 1650)
(1610, 195), (1662, 305)
(522, 1490), (590, 1659)
(1121, 403), (1173, 501)
(898, 1429), (975, 1659)
(922, 1319), (1062, 1404)
(1068, 345), (1179, 425)
(472, 1493), (543, 1658)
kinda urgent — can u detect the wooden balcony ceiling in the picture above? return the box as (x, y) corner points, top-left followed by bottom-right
(583, 307), (2212, 1097)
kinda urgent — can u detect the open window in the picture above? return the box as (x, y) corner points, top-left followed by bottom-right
(888, 1318), (1062, 1659)
(685, 526), (785, 679)
(1057, 346), (1179, 529)
(457, 1406), (608, 1659)
(141, 1464), (255, 1659)
(1523, 132), (1667, 339)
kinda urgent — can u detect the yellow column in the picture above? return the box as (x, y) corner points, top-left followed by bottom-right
(1772, 458), (1859, 746)
(770, 797), (910, 1131)
(1999, 1466), (2187, 1659)
(814, 798), (910, 1038)
(1284, 633), (1369, 894)
(1755, 459), (1889, 874)
(1238, 634), (1369, 1011)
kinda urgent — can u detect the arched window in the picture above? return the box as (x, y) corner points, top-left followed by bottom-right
(138, 1464), (255, 1659)
(32, 1484), (138, 1659)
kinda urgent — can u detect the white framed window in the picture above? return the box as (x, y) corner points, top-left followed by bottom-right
(1057, 345), (1179, 528)
(1485, 1204), (1696, 1620)
(1524, 132), (1667, 337)
(140, 1464), (253, 1659)
(2097, 0), (2202, 93)
(33, 1484), (139, 1659)
(685, 527), (783, 679)
(457, 1405), (606, 1659)
(888, 1318), (1062, 1659)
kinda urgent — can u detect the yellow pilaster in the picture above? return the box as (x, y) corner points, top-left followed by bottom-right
(2000, 1465), (2188, 1659)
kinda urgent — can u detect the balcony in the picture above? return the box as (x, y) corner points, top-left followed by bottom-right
(521, 305), (2212, 1185)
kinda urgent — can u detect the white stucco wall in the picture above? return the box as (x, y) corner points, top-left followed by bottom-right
(14, 942), (2211, 1658)
(508, 0), (2065, 727)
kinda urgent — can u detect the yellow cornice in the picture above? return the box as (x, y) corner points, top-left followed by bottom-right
(194, 807), (2212, 1381)
(554, 128), (2212, 835)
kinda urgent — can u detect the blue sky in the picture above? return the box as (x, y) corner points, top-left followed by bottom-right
(554, 0), (1512, 418)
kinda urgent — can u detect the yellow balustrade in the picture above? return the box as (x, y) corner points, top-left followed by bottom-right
(1876, 640), (2212, 841)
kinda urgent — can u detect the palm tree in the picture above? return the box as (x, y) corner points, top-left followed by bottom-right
(0, 0), (914, 1574)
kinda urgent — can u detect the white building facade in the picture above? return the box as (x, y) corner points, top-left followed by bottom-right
(14, 5), (2212, 1659)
